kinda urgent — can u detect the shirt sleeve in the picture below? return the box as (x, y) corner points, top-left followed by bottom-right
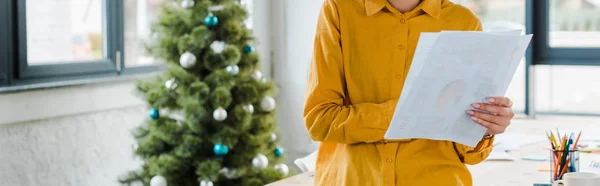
(460, 18), (495, 165)
(303, 0), (398, 144)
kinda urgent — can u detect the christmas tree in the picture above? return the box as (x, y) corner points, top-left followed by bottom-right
(119, 0), (290, 185)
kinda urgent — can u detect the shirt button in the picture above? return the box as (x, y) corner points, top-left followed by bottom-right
(386, 158), (393, 163)
(395, 74), (401, 79)
(398, 45), (405, 50)
(400, 18), (406, 23)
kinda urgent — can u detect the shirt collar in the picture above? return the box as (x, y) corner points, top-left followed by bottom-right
(365, 0), (441, 19)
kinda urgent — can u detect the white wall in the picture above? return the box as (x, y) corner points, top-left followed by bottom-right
(0, 81), (143, 186)
(271, 0), (324, 163)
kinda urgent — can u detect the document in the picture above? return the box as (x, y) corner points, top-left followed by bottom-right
(384, 31), (533, 147)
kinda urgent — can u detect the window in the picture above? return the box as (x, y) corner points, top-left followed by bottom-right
(549, 0), (600, 48)
(26, 0), (106, 64)
(124, 0), (164, 67)
(0, 0), (256, 89)
(455, 0), (527, 112)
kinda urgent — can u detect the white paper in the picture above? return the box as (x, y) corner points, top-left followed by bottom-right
(485, 149), (515, 161)
(579, 153), (600, 174)
(384, 31), (533, 147)
(294, 150), (318, 173)
(494, 133), (547, 151)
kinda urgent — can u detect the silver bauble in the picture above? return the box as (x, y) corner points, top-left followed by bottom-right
(274, 163), (290, 176)
(150, 175), (167, 186)
(271, 133), (277, 141)
(179, 52), (196, 69)
(213, 107), (228, 121)
(165, 78), (178, 90)
(242, 104), (254, 114)
(252, 154), (269, 169)
(250, 70), (263, 81)
(210, 41), (226, 54)
(225, 65), (239, 75)
(181, 0), (195, 8)
(199, 179), (213, 186)
(260, 96), (276, 112)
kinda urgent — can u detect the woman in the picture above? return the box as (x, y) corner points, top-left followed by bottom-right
(303, 0), (515, 185)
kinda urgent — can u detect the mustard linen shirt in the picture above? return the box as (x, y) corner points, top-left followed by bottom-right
(303, 0), (495, 185)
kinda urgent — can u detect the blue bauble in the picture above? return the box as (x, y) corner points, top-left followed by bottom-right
(214, 143), (229, 156)
(243, 45), (254, 54)
(149, 108), (159, 120)
(274, 147), (284, 157)
(204, 15), (219, 28)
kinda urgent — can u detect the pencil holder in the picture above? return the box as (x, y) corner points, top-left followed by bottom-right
(549, 149), (580, 183)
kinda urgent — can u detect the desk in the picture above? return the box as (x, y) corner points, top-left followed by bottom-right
(267, 116), (600, 186)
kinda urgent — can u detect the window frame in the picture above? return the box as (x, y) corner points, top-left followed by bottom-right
(0, 0), (161, 89)
(532, 0), (600, 66)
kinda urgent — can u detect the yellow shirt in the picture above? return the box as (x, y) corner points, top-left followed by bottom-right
(303, 0), (495, 185)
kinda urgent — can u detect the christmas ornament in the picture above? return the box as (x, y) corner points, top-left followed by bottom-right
(179, 52), (196, 69)
(204, 14), (219, 28)
(271, 133), (277, 141)
(149, 108), (159, 120)
(250, 70), (262, 81)
(260, 96), (276, 112)
(242, 104), (254, 114)
(181, 0), (194, 8)
(243, 45), (254, 54)
(165, 78), (178, 90)
(225, 65), (239, 75)
(274, 163), (290, 176)
(150, 175), (167, 186)
(219, 167), (237, 179)
(210, 41), (226, 54)
(274, 147), (284, 157)
(213, 143), (229, 156)
(261, 77), (268, 84)
(213, 107), (228, 121)
(167, 110), (186, 122)
(252, 154), (269, 169)
(199, 179), (214, 186)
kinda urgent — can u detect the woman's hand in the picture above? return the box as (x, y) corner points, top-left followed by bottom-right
(466, 97), (514, 135)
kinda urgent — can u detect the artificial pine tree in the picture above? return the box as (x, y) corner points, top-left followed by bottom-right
(119, 0), (290, 185)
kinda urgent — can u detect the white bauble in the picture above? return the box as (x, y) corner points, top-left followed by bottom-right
(270, 133), (277, 141)
(150, 175), (167, 186)
(260, 96), (276, 112)
(213, 107), (228, 121)
(250, 70), (262, 81)
(181, 0), (195, 8)
(199, 179), (213, 186)
(210, 41), (226, 54)
(179, 52), (196, 69)
(225, 65), (239, 75)
(219, 167), (237, 179)
(242, 104), (254, 114)
(274, 163), (290, 176)
(252, 154), (269, 169)
(261, 77), (268, 84)
(165, 78), (178, 90)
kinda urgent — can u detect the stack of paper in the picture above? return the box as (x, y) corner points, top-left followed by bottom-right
(384, 30), (532, 147)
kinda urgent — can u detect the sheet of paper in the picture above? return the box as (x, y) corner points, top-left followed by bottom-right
(385, 31), (532, 147)
(485, 149), (515, 161)
(294, 150), (318, 173)
(579, 153), (600, 174)
(494, 133), (547, 151)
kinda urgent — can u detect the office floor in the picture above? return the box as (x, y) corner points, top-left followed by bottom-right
(268, 116), (600, 186)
